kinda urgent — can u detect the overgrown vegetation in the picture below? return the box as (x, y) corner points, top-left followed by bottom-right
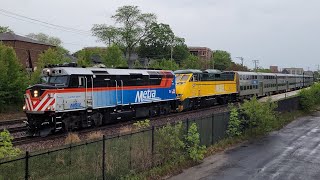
(185, 123), (206, 162)
(0, 130), (21, 159)
(133, 119), (150, 130)
(240, 97), (278, 136)
(299, 83), (320, 111)
(226, 105), (242, 137)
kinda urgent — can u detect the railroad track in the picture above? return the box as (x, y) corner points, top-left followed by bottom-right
(0, 118), (27, 134)
(0, 118), (26, 126)
(12, 104), (229, 146)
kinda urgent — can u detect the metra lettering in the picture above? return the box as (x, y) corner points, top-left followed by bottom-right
(135, 90), (157, 102)
(70, 102), (81, 109)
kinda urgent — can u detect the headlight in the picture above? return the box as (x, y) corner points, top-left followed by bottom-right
(23, 105), (26, 111)
(34, 90), (38, 97)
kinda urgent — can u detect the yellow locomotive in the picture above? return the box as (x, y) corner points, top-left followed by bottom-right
(175, 69), (238, 111)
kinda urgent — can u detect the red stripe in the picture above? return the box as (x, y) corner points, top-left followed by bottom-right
(37, 97), (50, 111)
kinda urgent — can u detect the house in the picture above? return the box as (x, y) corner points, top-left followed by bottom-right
(0, 32), (55, 71)
(188, 47), (213, 61)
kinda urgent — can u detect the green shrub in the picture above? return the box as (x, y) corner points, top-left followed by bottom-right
(0, 130), (21, 159)
(155, 122), (186, 165)
(133, 119), (150, 130)
(240, 97), (277, 136)
(299, 83), (320, 111)
(227, 106), (242, 137)
(185, 123), (206, 162)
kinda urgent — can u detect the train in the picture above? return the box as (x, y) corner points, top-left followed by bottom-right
(23, 64), (314, 136)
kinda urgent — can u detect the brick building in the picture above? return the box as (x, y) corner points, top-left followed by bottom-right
(282, 68), (304, 75)
(0, 32), (55, 71)
(270, 66), (279, 73)
(188, 47), (213, 61)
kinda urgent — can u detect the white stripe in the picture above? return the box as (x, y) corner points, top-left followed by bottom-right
(26, 94), (33, 110)
(40, 98), (54, 111)
(25, 99), (30, 111)
(34, 96), (49, 111)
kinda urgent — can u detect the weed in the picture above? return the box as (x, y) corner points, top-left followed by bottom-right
(64, 133), (81, 144)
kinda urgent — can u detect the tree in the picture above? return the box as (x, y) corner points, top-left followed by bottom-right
(74, 47), (106, 67)
(75, 45), (127, 68)
(92, 5), (157, 68)
(181, 55), (202, 69)
(172, 44), (190, 65)
(0, 26), (13, 33)
(92, 25), (120, 46)
(148, 59), (179, 70)
(138, 23), (175, 59)
(103, 45), (127, 67)
(26, 33), (62, 47)
(0, 43), (27, 112)
(138, 23), (189, 65)
(227, 62), (250, 71)
(213, 50), (232, 70)
(30, 48), (71, 84)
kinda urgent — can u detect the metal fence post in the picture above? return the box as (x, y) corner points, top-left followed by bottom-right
(25, 151), (29, 180)
(211, 114), (214, 145)
(102, 135), (106, 180)
(151, 126), (155, 155)
(151, 126), (155, 167)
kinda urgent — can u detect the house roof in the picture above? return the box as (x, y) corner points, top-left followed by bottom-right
(0, 32), (55, 46)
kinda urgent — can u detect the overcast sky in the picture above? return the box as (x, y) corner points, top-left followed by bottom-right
(1, 0), (320, 70)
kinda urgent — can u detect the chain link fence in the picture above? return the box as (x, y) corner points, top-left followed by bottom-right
(0, 111), (230, 179)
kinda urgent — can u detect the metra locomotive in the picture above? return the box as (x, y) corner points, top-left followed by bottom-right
(23, 64), (314, 136)
(24, 65), (176, 136)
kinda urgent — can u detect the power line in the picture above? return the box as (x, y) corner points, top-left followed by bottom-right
(0, 8), (92, 36)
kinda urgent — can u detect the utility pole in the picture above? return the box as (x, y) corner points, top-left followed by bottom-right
(252, 60), (259, 72)
(235, 57), (244, 66)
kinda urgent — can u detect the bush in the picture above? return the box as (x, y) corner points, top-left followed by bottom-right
(299, 83), (320, 111)
(240, 97), (277, 136)
(227, 106), (242, 137)
(155, 122), (186, 164)
(0, 130), (21, 159)
(133, 119), (150, 130)
(185, 123), (206, 162)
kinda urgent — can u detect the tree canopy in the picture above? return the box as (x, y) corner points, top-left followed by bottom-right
(30, 48), (71, 84)
(75, 45), (127, 68)
(213, 50), (232, 70)
(148, 59), (179, 70)
(138, 23), (190, 64)
(26, 33), (62, 47)
(92, 5), (157, 68)
(0, 26), (13, 33)
(181, 55), (202, 69)
(0, 43), (27, 112)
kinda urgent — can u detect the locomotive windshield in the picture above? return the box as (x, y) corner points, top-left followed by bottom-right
(177, 74), (190, 82)
(41, 75), (69, 86)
